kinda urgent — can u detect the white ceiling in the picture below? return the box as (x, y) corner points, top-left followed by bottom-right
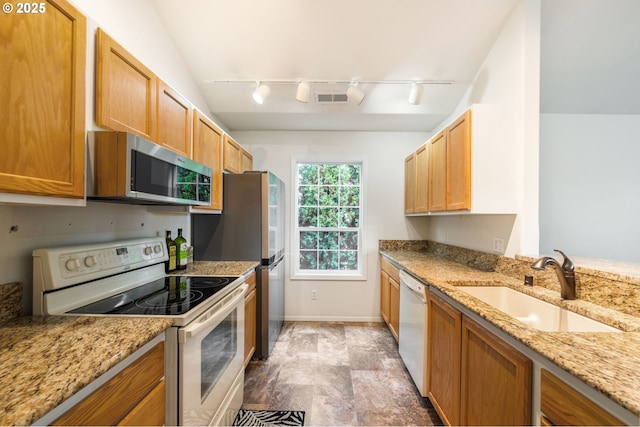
(152, 0), (520, 132)
(152, 0), (640, 132)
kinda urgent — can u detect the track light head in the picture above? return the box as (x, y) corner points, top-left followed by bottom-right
(296, 81), (311, 103)
(252, 82), (270, 104)
(408, 82), (424, 105)
(346, 85), (365, 105)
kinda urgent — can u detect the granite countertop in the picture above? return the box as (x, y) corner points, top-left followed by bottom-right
(380, 249), (640, 418)
(0, 261), (259, 426)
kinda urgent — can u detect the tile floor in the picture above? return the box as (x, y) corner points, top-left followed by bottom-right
(242, 321), (443, 426)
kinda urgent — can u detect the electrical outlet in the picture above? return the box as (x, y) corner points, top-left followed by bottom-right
(311, 290), (318, 300)
(493, 237), (505, 253)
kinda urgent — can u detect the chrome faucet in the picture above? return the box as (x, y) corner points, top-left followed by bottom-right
(531, 249), (576, 300)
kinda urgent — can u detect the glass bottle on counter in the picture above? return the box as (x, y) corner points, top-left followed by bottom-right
(175, 228), (188, 270)
(165, 230), (177, 273)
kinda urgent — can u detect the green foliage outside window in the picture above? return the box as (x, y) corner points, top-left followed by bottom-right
(296, 163), (361, 272)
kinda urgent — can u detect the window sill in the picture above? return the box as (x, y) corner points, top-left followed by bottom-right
(290, 271), (366, 281)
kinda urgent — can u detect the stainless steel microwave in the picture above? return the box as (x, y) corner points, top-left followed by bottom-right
(88, 131), (212, 206)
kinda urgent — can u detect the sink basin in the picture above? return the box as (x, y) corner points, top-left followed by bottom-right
(459, 286), (621, 332)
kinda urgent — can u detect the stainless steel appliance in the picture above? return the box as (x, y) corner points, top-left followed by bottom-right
(398, 270), (428, 396)
(87, 131), (212, 206)
(32, 237), (247, 426)
(192, 171), (285, 359)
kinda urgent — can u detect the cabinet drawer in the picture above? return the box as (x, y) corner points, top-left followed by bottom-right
(53, 342), (164, 426)
(117, 380), (165, 426)
(541, 369), (623, 426)
(380, 257), (400, 283)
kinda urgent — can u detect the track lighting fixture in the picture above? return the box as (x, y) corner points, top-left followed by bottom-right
(346, 84), (365, 105)
(252, 82), (270, 104)
(408, 82), (424, 105)
(295, 81), (311, 103)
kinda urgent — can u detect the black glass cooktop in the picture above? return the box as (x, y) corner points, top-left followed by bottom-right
(68, 276), (240, 316)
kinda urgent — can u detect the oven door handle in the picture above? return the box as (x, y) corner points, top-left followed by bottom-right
(178, 283), (247, 343)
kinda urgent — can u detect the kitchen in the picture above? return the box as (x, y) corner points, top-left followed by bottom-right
(1, 0), (640, 426)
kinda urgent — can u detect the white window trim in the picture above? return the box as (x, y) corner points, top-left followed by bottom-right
(290, 156), (367, 281)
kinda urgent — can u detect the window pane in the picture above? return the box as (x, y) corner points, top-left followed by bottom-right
(339, 231), (358, 250)
(320, 164), (339, 185)
(319, 231), (338, 250)
(300, 251), (317, 269)
(300, 231), (318, 250)
(299, 185), (318, 206)
(319, 207), (339, 227)
(320, 186), (339, 206)
(340, 186), (359, 207)
(298, 207), (318, 227)
(298, 164), (319, 185)
(339, 251), (358, 270)
(339, 164), (360, 185)
(319, 251), (338, 270)
(339, 207), (359, 228)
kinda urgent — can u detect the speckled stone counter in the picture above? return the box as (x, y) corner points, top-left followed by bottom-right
(0, 316), (173, 426)
(179, 260), (260, 276)
(380, 248), (640, 418)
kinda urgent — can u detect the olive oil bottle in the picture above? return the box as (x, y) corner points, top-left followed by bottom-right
(165, 230), (177, 273)
(175, 228), (188, 270)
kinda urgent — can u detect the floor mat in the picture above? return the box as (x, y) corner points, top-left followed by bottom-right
(233, 410), (305, 426)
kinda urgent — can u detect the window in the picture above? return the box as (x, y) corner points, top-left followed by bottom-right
(293, 162), (364, 279)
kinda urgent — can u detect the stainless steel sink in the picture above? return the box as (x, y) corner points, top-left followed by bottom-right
(459, 286), (621, 332)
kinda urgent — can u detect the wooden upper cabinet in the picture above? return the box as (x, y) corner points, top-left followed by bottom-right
(428, 131), (447, 212)
(241, 149), (254, 172)
(0, 0), (86, 199)
(223, 134), (242, 173)
(157, 80), (192, 157)
(447, 110), (472, 211)
(192, 109), (224, 211)
(96, 28), (157, 141)
(415, 143), (429, 213)
(404, 153), (416, 214)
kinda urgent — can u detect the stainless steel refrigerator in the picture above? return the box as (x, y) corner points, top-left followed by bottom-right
(191, 171), (285, 359)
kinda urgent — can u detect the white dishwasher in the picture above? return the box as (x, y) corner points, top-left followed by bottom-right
(398, 270), (428, 397)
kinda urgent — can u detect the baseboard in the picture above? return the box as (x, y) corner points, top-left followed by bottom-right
(284, 315), (384, 322)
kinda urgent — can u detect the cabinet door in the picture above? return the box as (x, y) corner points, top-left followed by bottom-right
(96, 28), (157, 141)
(404, 153), (416, 214)
(241, 149), (253, 172)
(461, 317), (532, 426)
(191, 109), (224, 210)
(223, 135), (242, 173)
(244, 288), (257, 367)
(540, 369), (623, 426)
(157, 80), (192, 157)
(1, 0), (86, 198)
(446, 110), (471, 210)
(428, 131), (447, 212)
(380, 270), (391, 324)
(428, 292), (462, 426)
(415, 144), (429, 213)
(389, 277), (400, 342)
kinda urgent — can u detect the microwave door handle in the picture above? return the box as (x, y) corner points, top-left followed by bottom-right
(178, 283), (247, 343)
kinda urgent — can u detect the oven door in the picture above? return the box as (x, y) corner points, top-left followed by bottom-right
(178, 284), (246, 426)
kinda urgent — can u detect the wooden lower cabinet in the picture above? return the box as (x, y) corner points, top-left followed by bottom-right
(461, 317), (532, 426)
(244, 272), (257, 366)
(540, 369), (623, 426)
(52, 341), (165, 426)
(379, 256), (400, 341)
(428, 292), (462, 426)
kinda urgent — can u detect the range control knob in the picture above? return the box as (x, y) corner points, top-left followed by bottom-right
(153, 244), (162, 254)
(144, 246), (153, 256)
(65, 258), (80, 272)
(84, 255), (98, 267)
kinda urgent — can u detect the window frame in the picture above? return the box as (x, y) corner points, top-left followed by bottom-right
(290, 157), (366, 281)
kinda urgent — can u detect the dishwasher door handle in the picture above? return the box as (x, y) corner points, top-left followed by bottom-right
(399, 270), (427, 302)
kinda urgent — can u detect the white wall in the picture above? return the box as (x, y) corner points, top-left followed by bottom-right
(234, 131), (428, 321)
(410, 0), (541, 257)
(539, 114), (640, 262)
(1, 0), (203, 313)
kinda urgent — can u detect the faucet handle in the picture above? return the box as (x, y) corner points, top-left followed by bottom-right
(553, 249), (574, 272)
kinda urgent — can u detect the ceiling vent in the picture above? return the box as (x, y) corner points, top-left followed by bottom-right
(316, 93), (349, 104)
